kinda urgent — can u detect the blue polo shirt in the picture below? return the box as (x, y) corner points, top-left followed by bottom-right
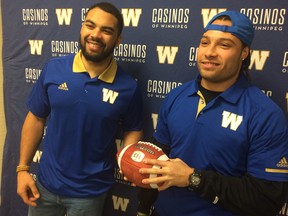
(153, 74), (288, 216)
(27, 52), (143, 197)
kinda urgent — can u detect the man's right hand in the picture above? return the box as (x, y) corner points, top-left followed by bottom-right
(17, 171), (40, 206)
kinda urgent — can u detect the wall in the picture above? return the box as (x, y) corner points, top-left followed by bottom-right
(0, 0), (7, 205)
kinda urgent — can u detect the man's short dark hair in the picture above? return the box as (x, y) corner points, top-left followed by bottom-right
(86, 2), (124, 36)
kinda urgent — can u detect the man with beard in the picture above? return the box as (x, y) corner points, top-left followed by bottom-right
(17, 2), (143, 216)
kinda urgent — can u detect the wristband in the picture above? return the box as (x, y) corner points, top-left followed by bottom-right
(16, 165), (30, 173)
(137, 212), (149, 216)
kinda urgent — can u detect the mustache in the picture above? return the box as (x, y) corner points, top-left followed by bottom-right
(85, 37), (105, 47)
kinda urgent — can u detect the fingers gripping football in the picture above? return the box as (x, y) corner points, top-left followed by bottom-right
(139, 158), (194, 191)
(116, 141), (169, 189)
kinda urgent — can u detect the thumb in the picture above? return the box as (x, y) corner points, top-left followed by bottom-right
(29, 183), (40, 200)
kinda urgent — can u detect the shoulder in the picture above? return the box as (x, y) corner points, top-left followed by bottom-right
(42, 54), (75, 71)
(165, 80), (195, 101)
(242, 86), (287, 130)
(158, 80), (195, 112)
(115, 65), (138, 86)
(232, 77), (284, 118)
(39, 54), (75, 80)
(245, 86), (283, 114)
(46, 53), (75, 65)
(41, 54), (75, 72)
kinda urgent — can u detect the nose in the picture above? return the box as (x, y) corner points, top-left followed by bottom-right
(205, 44), (217, 58)
(91, 28), (101, 39)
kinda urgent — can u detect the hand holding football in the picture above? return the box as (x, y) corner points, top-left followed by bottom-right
(116, 141), (169, 189)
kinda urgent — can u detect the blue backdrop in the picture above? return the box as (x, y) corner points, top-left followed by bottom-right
(1, 0), (288, 215)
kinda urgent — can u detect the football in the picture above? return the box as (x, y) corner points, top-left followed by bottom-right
(116, 141), (169, 189)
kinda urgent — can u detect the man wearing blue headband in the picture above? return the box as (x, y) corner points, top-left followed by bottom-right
(137, 10), (288, 216)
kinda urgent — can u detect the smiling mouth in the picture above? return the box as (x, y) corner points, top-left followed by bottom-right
(202, 61), (219, 66)
(200, 61), (221, 71)
(84, 40), (106, 53)
(87, 40), (103, 47)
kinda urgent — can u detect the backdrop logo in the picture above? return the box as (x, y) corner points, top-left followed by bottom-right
(201, 8), (227, 27)
(55, 8), (73, 25)
(51, 40), (79, 57)
(282, 51), (288, 73)
(25, 68), (41, 83)
(261, 90), (272, 98)
(157, 46), (178, 64)
(29, 40), (44, 55)
(286, 93), (288, 113)
(114, 139), (133, 186)
(240, 8), (286, 31)
(22, 8), (48, 26)
(114, 43), (146, 63)
(81, 8), (89, 21)
(112, 195), (130, 212)
(189, 46), (198, 67)
(151, 113), (158, 130)
(122, 8), (142, 27)
(147, 80), (182, 99)
(151, 8), (190, 29)
(114, 167), (132, 186)
(279, 202), (288, 215)
(249, 50), (270, 70)
(33, 150), (42, 163)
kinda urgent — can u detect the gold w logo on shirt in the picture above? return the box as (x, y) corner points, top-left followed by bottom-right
(102, 88), (119, 104)
(221, 110), (243, 131)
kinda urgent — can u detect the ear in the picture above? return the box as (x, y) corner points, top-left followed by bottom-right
(241, 46), (249, 61)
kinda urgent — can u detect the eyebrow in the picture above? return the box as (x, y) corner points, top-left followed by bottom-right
(84, 19), (116, 32)
(201, 35), (236, 45)
(83, 19), (95, 25)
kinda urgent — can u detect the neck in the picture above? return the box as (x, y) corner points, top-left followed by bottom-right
(81, 54), (112, 78)
(199, 83), (222, 104)
(200, 78), (235, 92)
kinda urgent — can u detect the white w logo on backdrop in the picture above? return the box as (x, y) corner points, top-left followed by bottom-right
(29, 40), (44, 55)
(221, 111), (243, 131)
(249, 50), (270, 71)
(157, 46), (178, 64)
(55, 8), (73, 25)
(201, 8), (227, 27)
(122, 8), (142, 27)
(112, 195), (130, 211)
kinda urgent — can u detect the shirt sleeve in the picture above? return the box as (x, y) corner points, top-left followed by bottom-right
(122, 84), (143, 131)
(153, 96), (172, 146)
(197, 171), (288, 216)
(247, 105), (288, 181)
(26, 63), (51, 118)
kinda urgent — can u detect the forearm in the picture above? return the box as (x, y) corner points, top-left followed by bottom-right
(196, 170), (288, 216)
(123, 130), (143, 147)
(137, 137), (166, 215)
(17, 112), (44, 206)
(19, 111), (46, 166)
(138, 137), (288, 215)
